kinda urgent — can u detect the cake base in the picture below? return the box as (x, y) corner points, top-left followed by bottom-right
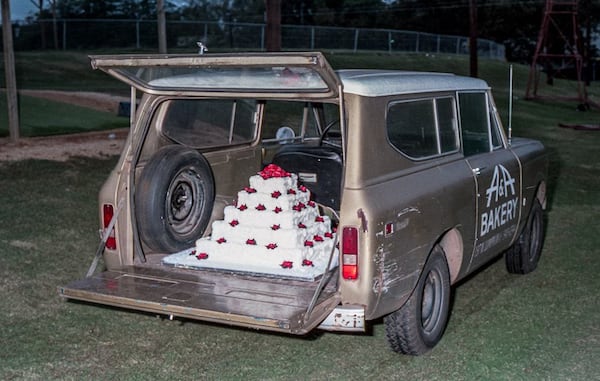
(162, 247), (339, 281)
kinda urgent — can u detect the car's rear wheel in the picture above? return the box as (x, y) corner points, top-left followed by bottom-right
(135, 146), (214, 253)
(384, 245), (451, 355)
(505, 199), (544, 274)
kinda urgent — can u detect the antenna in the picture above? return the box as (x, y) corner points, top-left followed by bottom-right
(508, 64), (513, 146)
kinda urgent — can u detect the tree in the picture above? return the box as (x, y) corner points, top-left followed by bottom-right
(29, 0), (47, 48)
(2, 0), (20, 141)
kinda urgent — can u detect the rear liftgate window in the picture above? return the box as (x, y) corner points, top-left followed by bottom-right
(386, 97), (459, 159)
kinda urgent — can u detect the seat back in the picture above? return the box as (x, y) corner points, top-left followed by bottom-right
(271, 145), (342, 210)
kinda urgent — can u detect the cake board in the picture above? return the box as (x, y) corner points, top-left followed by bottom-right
(162, 247), (339, 282)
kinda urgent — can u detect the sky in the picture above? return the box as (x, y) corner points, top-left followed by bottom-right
(1, 0), (37, 21)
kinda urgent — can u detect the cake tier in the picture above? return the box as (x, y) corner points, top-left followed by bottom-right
(248, 174), (302, 194)
(210, 216), (332, 249)
(191, 237), (337, 274)
(235, 189), (311, 212)
(222, 205), (319, 230)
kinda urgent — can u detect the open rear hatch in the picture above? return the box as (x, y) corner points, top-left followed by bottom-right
(60, 52), (345, 335)
(59, 265), (340, 334)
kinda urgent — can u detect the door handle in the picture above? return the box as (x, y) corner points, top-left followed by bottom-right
(472, 167), (486, 176)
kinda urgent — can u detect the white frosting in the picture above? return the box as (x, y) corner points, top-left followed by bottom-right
(162, 166), (338, 280)
(248, 174), (299, 194)
(236, 190), (310, 212)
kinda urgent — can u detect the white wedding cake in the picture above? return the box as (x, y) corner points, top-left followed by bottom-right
(162, 164), (338, 280)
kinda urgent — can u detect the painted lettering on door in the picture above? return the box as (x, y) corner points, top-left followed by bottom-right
(480, 164), (518, 237)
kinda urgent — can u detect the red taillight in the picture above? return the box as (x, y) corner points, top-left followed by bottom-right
(342, 226), (358, 280)
(103, 204), (117, 250)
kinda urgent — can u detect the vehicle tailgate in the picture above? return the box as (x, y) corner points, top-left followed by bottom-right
(59, 266), (340, 334)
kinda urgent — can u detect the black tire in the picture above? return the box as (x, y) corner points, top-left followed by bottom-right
(384, 245), (451, 355)
(135, 146), (215, 253)
(505, 199), (544, 274)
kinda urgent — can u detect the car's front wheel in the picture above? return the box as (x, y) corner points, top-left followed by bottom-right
(384, 245), (451, 355)
(135, 146), (215, 253)
(505, 199), (544, 274)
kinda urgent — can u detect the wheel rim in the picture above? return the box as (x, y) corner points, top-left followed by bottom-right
(166, 168), (205, 236)
(421, 269), (444, 334)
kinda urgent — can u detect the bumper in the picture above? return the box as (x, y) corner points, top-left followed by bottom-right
(317, 305), (365, 332)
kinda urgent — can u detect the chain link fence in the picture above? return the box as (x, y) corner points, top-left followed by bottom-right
(9, 19), (505, 60)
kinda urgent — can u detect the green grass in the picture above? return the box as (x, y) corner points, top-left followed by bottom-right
(0, 51), (599, 380)
(0, 93), (128, 137)
(0, 51), (129, 137)
(0, 51), (127, 92)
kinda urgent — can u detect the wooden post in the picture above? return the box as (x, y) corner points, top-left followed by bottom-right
(157, 0), (167, 53)
(265, 0), (281, 52)
(2, 0), (20, 142)
(469, 0), (478, 78)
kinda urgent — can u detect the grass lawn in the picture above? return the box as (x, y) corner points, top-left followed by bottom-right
(0, 93), (128, 137)
(0, 51), (599, 380)
(1, 50), (129, 137)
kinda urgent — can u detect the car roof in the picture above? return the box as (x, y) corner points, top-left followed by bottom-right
(337, 69), (489, 97)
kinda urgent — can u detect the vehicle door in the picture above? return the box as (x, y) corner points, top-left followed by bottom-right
(458, 91), (522, 271)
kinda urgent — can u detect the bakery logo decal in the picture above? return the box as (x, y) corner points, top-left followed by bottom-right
(480, 164), (518, 237)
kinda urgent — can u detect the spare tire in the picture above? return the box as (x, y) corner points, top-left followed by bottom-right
(135, 146), (215, 253)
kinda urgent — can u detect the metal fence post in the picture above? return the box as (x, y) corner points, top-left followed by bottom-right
(437, 35), (441, 54)
(136, 20), (140, 49)
(353, 28), (359, 53)
(311, 27), (315, 50)
(388, 31), (392, 54)
(416, 32), (420, 53)
(62, 20), (66, 50)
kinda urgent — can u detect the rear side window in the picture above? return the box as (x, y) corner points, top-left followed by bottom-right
(160, 99), (257, 148)
(387, 97), (459, 159)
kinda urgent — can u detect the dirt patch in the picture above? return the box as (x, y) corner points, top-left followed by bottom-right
(1, 91), (129, 162)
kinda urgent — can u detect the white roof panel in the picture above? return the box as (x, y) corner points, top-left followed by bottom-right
(338, 70), (489, 97)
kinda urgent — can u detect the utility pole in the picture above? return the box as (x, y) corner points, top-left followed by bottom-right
(157, 0), (167, 53)
(469, 0), (478, 78)
(2, 0), (20, 142)
(265, 0), (281, 52)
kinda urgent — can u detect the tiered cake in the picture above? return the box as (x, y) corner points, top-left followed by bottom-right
(162, 164), (338, 279)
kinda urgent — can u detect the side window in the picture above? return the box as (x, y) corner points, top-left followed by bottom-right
(458, 92), (491, 156)
(160, 99), (257, 148)
(387, 97), (458, 159)
(387, 99), (438, 158)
